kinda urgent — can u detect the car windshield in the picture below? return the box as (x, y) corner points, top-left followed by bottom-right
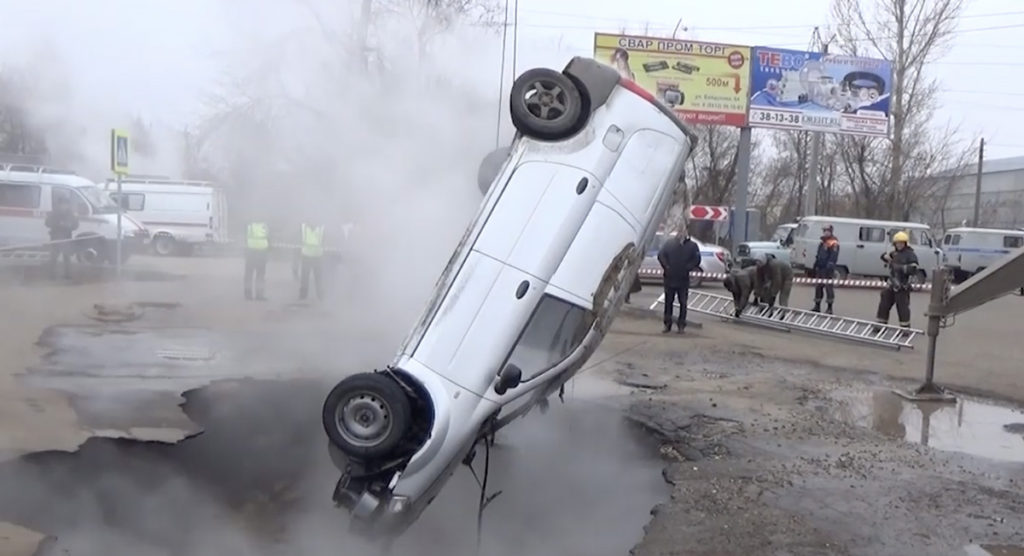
(772, 226), (792, 242)
(77, 186), (119, 213)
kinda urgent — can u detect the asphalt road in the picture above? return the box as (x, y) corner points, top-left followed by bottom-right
(0, 255), (1021, 555)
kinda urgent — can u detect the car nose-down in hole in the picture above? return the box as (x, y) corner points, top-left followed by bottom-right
(321, 56), (698, 539)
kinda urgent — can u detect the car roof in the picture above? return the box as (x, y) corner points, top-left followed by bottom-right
(798, 215), (930, 229)
(946, 227), (1024, 235)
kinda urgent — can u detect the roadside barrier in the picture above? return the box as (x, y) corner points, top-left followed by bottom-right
(636, 267), (934, 291)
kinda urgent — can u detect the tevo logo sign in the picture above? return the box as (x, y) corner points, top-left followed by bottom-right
(756, 50), (809, 70)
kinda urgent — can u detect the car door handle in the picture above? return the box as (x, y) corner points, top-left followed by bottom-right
(856, 244), (865, 248)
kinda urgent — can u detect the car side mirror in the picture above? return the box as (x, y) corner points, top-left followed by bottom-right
(493, 363), (522, 395)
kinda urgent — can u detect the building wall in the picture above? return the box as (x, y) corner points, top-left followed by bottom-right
(936, 168), (1024, 230)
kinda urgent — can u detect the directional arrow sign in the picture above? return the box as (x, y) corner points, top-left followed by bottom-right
(687, 205), (730, 221)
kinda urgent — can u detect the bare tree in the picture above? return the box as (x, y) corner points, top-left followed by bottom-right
(829, 0), (968, 220)
(0, 70), (48, 157)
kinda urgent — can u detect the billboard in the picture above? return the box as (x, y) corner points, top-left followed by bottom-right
(594, 33), (751, 127)
(748, 46), (892, 137)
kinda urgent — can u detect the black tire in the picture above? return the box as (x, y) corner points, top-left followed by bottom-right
(153, 234), (176, 257)
(509, 68), (583, 140)
(835, 266), (850, 280)
(74, 236), (106, 265)
(323, 372), (412, 461)
(691, 266), (704, 288)
(910, 269), (927, 285)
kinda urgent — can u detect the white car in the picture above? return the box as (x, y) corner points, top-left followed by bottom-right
(736, 223), (796, 267)
(321, 57), (696, 537)
(639, 235), (732, 287)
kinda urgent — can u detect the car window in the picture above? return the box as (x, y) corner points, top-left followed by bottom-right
(111, 192), (145, 211)
(646, 233), (667, 257)
(505, 294), (595, 381)
(886, 228), (918, 244)
(859, 226), (886, 242)
(942, 234), (951, 246)
(1004, 236), (1024, 249)
(952, 234), (961, 246)
(0, 183), (41, 209)
(796, 223), (809, 238)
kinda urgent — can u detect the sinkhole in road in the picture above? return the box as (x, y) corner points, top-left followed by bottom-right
(0, 379), (667, 556)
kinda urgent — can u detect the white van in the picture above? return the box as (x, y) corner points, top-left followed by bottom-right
(941, 227), (1024, 282)
(789, 215), (937, 281)
(102, 177), (229, 256)
(0, 165), (148, 263)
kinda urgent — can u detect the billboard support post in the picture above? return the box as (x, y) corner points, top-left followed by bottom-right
(807, 131), (821, 215)
(734, 126), (752, 246)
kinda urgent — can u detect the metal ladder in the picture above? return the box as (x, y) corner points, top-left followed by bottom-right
(0, 250), (48, 261)
(653, 290), (923, 350)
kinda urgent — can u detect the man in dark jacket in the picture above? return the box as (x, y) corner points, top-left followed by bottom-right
(44, 196), (79, 280)
(875, 230), (919, 330)
(657, 228), (701, 333)
(812, 224), (840, 314)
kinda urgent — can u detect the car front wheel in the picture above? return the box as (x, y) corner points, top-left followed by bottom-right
(509, 68), (584, 141)
(323, 372), (412, 461)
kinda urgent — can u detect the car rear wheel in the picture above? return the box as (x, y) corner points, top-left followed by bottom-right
(153, 234), (176, 257)
(323, 372), (412, 461)
(509, 68), (583, 141)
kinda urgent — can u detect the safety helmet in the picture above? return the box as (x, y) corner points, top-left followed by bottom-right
(752, 252), (768, 265)
(892, 231), (910, 244)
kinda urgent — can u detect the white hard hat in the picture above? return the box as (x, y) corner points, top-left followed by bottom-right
(752, 252), (768, 265)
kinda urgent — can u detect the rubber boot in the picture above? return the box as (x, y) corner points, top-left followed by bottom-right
(826, 302), (834, 315)
(811, 301), (821, 313)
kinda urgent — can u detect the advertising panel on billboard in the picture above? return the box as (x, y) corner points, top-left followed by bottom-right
(594, 33), (751, 127)
(748, 46), (892, 137)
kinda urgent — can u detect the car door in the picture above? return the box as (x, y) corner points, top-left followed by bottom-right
(0, 182), (44, 248)
(599, 128), (686, 229)
(473, 162), (600, 282)
(855, 225), (887, 276)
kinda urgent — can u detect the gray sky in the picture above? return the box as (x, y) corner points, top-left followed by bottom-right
(0, 0), (1021, 163)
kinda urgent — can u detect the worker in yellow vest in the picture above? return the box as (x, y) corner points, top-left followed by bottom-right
(244, 220), (270, 300)
(298, 222), (325, 301)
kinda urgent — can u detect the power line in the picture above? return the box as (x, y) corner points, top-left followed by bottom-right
(943, 89), (1024, 97)
(514, 8), (1024, 31)
(494, 0), (510, 149)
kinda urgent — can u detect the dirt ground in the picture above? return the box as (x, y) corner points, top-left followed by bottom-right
(0, 256), (1022, 555)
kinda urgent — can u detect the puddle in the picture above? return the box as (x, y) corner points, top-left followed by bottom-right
(1, 380), (667, 556)
(829, 388), (1024, 463)
(964, 544), (1024, 556)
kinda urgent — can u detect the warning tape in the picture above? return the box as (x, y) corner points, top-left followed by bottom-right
(636, 267), (933, 291)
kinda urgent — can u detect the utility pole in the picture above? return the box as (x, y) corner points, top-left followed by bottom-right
(805, 29), (830, 217)
(972, 137), (985, 226)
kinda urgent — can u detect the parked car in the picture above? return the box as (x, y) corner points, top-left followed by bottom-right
(320, 57), (696, 538)
(736, 223), (796, 267)
(0, 164), (149, 263)
(639, 234), (732, 287)
(941, 227), (1024, 282)
(789, 215), (937, 282)
(102, 176), (229, 256)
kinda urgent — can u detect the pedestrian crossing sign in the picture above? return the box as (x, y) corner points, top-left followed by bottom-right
(110, 129), (130, 174)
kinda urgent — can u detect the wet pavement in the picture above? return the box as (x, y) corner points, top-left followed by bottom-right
(828, 388), (1024, 463)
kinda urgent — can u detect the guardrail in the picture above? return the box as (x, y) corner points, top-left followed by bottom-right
(636, 267), (933, 291)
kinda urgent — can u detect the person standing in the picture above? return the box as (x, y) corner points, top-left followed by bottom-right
(875, 231), (919, 331)
(811, 224), (840, 314)
(657, 227), (701, 333)
(44, 196), (78, 280)
(298, 221), (325, 301)
(244, 220), (270, 300)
